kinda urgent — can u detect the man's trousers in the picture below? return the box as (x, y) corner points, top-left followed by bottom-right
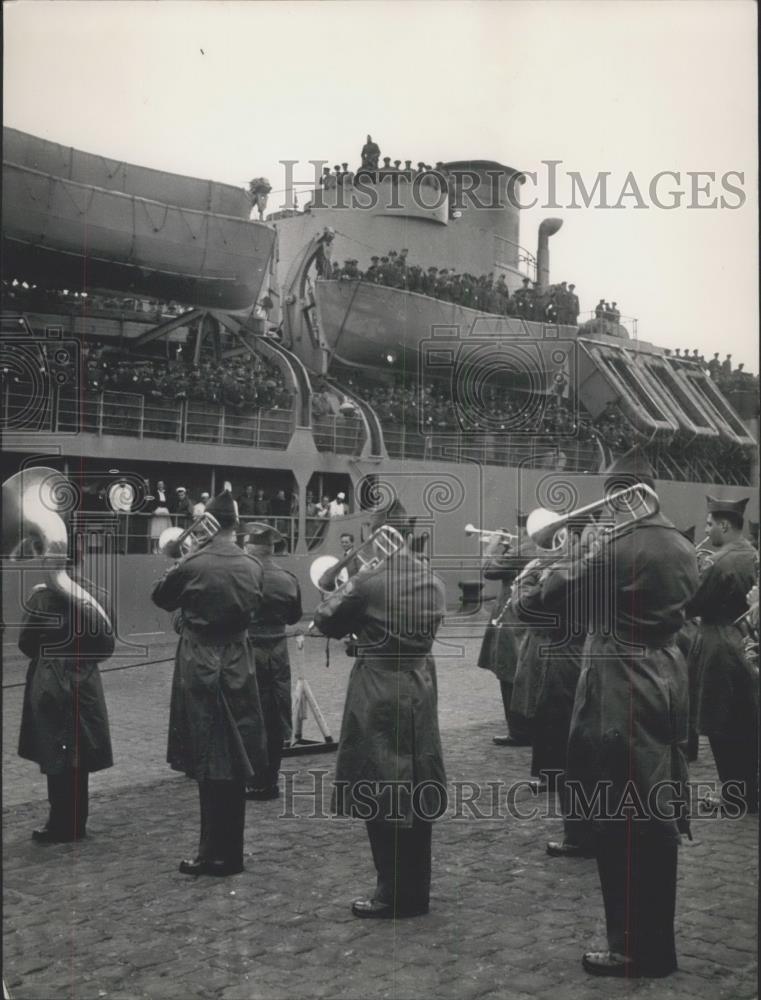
(595, 823), (679, 975)
(708, 734), (759, 813)
(46, 767), (89, 839)
(253, 639), (292, 788)
(197, 779), (246, 869)
(365, 818), (432, 913)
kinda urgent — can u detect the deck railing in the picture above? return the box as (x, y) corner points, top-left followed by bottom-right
(313, 413), (367, 455)
(382, 427), (602, 473)
(3, 384), (295, 451)
(69, 511), (303, 555)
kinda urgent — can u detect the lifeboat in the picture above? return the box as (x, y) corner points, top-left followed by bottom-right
(2, 132), (275, 310)
(3, 127), (251, 218)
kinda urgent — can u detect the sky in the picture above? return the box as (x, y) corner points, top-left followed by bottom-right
(3, 0), (758, 369)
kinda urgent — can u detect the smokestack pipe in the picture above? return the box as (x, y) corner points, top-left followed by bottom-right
(536, 218), (563, 292)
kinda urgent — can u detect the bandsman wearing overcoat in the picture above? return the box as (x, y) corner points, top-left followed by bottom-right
(312, 501), (447, 919)
(152, 491), (268, 877)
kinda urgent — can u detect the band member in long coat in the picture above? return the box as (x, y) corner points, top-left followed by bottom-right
(312, 501), (447, 919)
(510, 514), (594, 857)
(506, 553), (551, 747)
(477, 515), (531, 746)
(151, 491), (268, 877)
(18, 578), (115, 842)
(686, 496), (758, 812)
(243, 522), (302, 800)
(536, 457), (698, 978)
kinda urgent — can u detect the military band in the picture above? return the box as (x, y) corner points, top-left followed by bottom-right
(9, 463), (758, 979)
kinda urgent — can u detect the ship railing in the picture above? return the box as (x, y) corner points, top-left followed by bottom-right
(312, 413), (367, 455)
(647, 449), (750, 487)
(68, 512), (302, 555)
(382, 426), (601, 472)
(16, 385), (297, 450)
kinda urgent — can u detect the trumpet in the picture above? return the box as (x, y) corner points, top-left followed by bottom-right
(464, 524), (518, 545)
(158, 512), (220, 559)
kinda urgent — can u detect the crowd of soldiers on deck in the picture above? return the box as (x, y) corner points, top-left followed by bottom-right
(663, 349), (758, 393)
(338, 371), (588, 438)
(2, 278), (185, 319)
(319, 251), (582, 323)
(318, 159), (444, 190)
(77, 344), (293, 413)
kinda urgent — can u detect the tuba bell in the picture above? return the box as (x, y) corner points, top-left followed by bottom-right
(2, 466), (112, 627)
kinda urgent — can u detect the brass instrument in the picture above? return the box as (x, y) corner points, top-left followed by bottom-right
(309, 524), (406, 595)
(158, 512), (220, 559)
(2, 466), (111, 627)
(526, 483), (659, 551)
(464, 523), (518, 545)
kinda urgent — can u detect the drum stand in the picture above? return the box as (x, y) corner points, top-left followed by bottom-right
(282, 634), (337, 757)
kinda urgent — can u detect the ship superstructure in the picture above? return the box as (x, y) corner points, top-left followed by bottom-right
(2, 130), (757, 639)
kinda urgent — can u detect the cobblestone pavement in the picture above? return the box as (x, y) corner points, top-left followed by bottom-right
(3, 625), (758, 1000)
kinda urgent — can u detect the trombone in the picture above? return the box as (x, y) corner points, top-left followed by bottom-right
(158, 512), (220, 559)
(309, 524), (406, 595)
(464, 524), (518, 545)
(526, 482), (659, 551)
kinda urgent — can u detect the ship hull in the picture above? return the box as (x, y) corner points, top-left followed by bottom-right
(2, 163), (275, 309)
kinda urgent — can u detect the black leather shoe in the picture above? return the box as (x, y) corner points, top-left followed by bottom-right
(493, 735), (531, 747)
(246, 786), (279, 801)
(546, 840), (596, 859)
(582, 950), (676, 978)
(32, 826), (85, 844)
(179, 857), (244, 876)
(351, 898), (429, 919)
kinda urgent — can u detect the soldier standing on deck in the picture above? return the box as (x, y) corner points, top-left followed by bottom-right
(686, 496), (758, 812)
(244, 523), (302, 801)
(312, 500), (447, 919)
(151, 491), (268, 877)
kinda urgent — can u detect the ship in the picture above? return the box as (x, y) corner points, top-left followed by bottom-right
(2, 132), (758, 646)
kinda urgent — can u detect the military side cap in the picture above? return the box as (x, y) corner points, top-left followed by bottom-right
(205, 490), (237, 527)
(706, 496), (749, 516)
(244, 521), (283, 545)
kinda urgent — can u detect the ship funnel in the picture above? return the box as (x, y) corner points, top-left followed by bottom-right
(536, 218), (563, 292)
